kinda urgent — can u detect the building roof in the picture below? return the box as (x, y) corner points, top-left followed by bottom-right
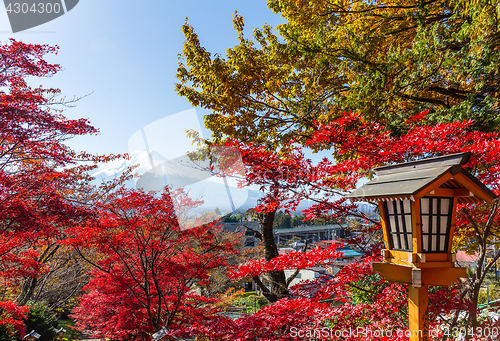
(346, 153), (497, 204)
(456, 250), (479, 263)
(274, 224), (347, 235)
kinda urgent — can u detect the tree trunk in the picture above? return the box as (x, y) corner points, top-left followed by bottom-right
(254, 210), (290, 303)
(16, 276), (38, 306)
(461, 201), (500, 341)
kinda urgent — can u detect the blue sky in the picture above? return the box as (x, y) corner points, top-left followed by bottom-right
(0, 0), (285, 156)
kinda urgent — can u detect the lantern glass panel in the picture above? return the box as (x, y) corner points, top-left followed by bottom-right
(441, 199), (450, 214)
(440, 216), (448, 233)
(421, 214), (429, 234)
(387, 202), (394, 215)
(383, 199), (413, 252)
(420, 197), (453, 253)
(403, 200), (411, 212)
(421, 198), (429, 214)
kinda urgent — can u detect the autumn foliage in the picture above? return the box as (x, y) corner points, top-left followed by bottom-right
(178, 109), (500, 340)
(68, 188), (236, 339)
(0, 39), (101, 336)
(4, 0), (500, 338)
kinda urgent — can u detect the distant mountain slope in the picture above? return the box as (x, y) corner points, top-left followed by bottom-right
(91, 149), (251, 214)
(92, 149), (168, 185)
(91, 150), (376, 216)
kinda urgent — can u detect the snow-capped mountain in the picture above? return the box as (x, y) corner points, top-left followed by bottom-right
(91, 149), (252, 214)
(91, 150), (377, 217)
(92, 149), (168, 183)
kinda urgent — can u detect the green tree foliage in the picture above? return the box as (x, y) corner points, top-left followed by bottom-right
(0, 302), (57, 341)
(273, 211), (292, 229)
(269, 0), (500, 131)
(23, 302), (56, 341)
(232, 292), (269, 313)
(177, 0), (500, 154)
(176, 12), (324, 151)
(220, 213), (242, 223)
(272, 212), (331, 229)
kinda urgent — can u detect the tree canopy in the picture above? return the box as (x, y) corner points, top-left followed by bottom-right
(175, 2), (500, 338)
(177, 0), (500, 153)
(69, 189), (235, 339)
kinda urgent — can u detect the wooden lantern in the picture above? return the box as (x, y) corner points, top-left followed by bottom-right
(347, 152), (497, 341)
(55, 328), (66, 340)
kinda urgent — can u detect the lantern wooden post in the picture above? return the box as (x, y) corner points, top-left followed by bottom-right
(409, 194), (429, 341)
(409, 285), (429, 341)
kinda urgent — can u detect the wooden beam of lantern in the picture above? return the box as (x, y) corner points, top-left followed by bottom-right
(346, 152), (497, 341)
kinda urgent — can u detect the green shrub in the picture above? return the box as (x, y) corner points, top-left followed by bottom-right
(0, 302), (57, 341)
(233, 293), (269, 313)
(0, 325), (18, 341)
(23, 302), (57, 341)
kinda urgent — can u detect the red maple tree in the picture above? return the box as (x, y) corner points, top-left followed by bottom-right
(191, 111), (500, 340)
(69, 188), (236, 340)
(0, 39), (104, 336)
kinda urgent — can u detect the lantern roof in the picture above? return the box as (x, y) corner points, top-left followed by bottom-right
(346, 153), (497, 203)
(23, 331), (41, 340)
